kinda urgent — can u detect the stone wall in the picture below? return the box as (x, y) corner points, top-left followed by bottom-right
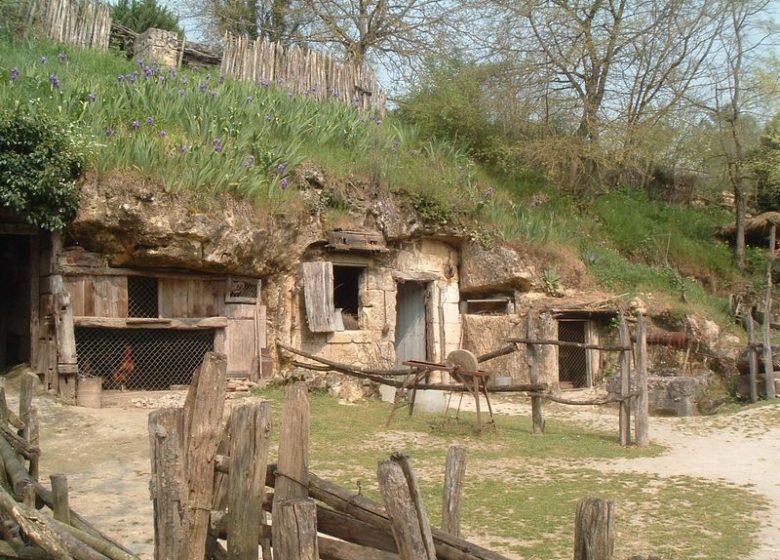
(135, 28), (180, 69)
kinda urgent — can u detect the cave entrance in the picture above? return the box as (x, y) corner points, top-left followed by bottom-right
(0, 234), (33, 370)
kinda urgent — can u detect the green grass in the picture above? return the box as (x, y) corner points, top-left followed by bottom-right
(254, 387), (767, 560)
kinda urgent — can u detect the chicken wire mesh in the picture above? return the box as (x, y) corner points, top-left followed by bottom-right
(75, 327), (214, 390)
(557, 321), (588, 388)
(128, 276), (159, 318)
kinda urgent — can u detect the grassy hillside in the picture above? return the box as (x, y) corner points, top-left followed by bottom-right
(0, 40), (752, 324)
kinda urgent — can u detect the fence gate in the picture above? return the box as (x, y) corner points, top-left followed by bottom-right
(557, 320), (589, 388)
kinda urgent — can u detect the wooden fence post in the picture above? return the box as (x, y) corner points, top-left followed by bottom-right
(148, 407), (186, 560)
(377, 456), (436, 560)
(525, 315), (544, 434)
(227, 402), (272, 560)
(574, 497), (615, 560)
(274, 381), (310, 500)
(50, 474), (71, 525)
(272, 498), (319, 560)
(764, 223), (776, 400)
(744, 315), (759, 403)
(441, 446), (467, 537)
(618, 314), (631, 446)
(635, 315), (649, 447)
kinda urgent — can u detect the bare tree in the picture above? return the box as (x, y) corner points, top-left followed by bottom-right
(299, 0), (452, 68)
(471, 0), (726, 190)
(689, 0), (776, 269)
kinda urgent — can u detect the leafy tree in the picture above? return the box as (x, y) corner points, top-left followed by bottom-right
(112, 0), (182, 34)
(0, 108), (83, 231)
(752, 113), (780, 212)
(202, 0), (304, 42)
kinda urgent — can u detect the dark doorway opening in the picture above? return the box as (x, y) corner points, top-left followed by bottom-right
(558, 320), (588, 389)
(0, 235), (32, 370)
(333, 265), (363, 329)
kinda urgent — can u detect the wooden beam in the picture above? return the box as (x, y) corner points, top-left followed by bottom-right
(634, 315), (649, 447)
(574, 498), (615, 560)
(72, 317), (228, 329)
(618, 315), (631, 447)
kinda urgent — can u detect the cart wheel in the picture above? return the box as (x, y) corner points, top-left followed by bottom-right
(446, 349), (479, 373)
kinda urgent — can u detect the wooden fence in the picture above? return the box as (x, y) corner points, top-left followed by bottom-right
(27, 0), (111, 49)
(221, 32), (388, 116)
(150, 352), (618, 560)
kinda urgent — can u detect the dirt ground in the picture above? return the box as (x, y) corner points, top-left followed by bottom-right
(9, 385), (780, 560)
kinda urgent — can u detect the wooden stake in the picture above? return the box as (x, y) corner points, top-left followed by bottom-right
(573, 497), (615, 560)
(227, 402), (272, 560)
(377, 458), (436, 560)
(618, 315), (631, 446)
(525, 315), (544, 434)
(272, 498), (319, 560)
(764, 224), (776, 400)
(441, 447), (467, 537)
(634, 315), (649, 447)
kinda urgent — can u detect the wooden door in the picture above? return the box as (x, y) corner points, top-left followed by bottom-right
(394, 282), (428, 365)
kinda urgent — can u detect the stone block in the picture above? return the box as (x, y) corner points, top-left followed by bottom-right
(135, 28), (180, 69)
(460, 241), (536, 293)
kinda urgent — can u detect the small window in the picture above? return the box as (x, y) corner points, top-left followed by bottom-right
(302, 261), (364, 333)
(128, 276), (159, 318)
(225, 277), (260, 304)
(333, 265), (363, 330)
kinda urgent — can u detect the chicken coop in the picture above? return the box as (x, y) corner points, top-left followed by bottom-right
(55, 248), (268, 393)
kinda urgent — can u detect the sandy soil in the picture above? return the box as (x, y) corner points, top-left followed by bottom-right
(9, 386), (780, 560)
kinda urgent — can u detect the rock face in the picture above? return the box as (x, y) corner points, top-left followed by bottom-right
(459, 241), (537, 293)
(70, 173), (312, 276)
(608, 371), (710, 416)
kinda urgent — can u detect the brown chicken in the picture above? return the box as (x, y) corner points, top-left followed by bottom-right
(111, 344), (134, 391)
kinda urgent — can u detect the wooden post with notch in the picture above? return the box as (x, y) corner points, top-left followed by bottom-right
(574, 497), (615, 560)
(377, 456), (437, 560)
(441, 446), (467, 537)
(764, 223), (776, 400)
(634, 314), (649, 447)
(227, 402), (272, 560)
(618, 314), (631, 446)
(525, 314), (544, 434)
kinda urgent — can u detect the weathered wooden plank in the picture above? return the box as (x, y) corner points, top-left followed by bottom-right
(227, 402), (271, 560)
(573, 497), (615, 560)
(441, 447), (467, 537)
(302, 261), (337, 332)
(72, 317), (227, 329)
(318, 537), (399, 560)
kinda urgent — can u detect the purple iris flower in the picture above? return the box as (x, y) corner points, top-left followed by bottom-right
(213, 139), (223, 153)
(159, 130), (167, 138)
(198, 82), (207, 93)
(131, 120), (140, 130)
(483, 186), (494, 200)
(280, 177), (288, 190)
(87, 92), (96, 103)
(49, 74), (60, 88)
(10, 67), (19, 81)
(219, 74), (225, 83)
(265, 114), (273, 122)
(179, 88), (186, 97)
(39, 56), (48, 64)
(117, 75), (125, 83)
(58, 52), (67, 62)
(144, 67), (153, 79)
(180, 144), (189, 154)
(242, 155), (255, 168)
(146, 116), (154, 126)
(276, 163), (285, 175)
(105, 127), (115, 137)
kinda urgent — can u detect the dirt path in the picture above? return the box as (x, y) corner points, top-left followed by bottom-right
(14, 386), (780, 560)
(460, 395), (780, 560)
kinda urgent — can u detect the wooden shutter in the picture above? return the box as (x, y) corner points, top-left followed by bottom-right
(303, 262), (337, 333)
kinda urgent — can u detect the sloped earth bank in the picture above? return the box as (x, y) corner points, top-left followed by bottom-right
(10, 388), (780, 560)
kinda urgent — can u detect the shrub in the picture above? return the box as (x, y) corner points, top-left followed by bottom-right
(0, 108), (83, 230)
(111, 0), (181, 35)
